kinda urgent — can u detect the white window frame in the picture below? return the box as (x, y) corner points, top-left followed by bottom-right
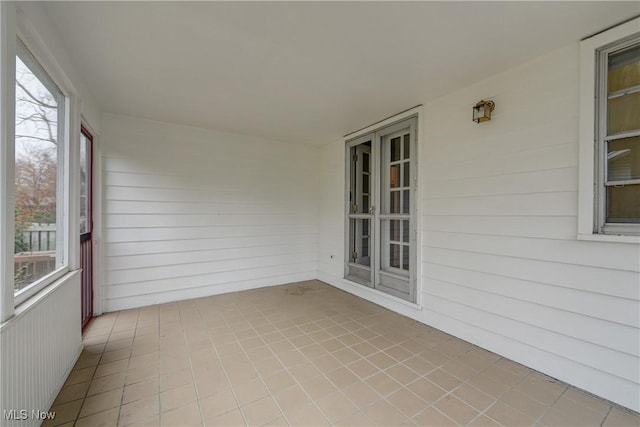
(578, 17), (640, 243)
(0, 2), (81, 320)
(344, 108), (421, 304)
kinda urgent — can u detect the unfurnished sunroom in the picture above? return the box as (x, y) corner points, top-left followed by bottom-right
(0, 2), (639, 427)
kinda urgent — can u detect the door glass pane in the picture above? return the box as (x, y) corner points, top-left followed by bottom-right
(80, 132), (91, 234)
(402, 245), (409, 270)
(390, 191), (401, 213)
(403, 134), (410, 159)
(362, 152), (370, 173)
(391, 137), (401, 161)
(403, 220), (410, 243)
(607, 136), (640, 181)
(390, 220), (400, 241)
(607, 184), (640, 223)
(403, 163), (410, 187)
(14, 50), (63, 291)
(350, 142), (371, 214)
(390, 244), (400, 268)
(390, 165), (400, 188)
(350, 219), (372, 266)
(403, 189), (410, 213)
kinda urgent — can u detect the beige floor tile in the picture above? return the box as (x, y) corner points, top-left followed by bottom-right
(54, 381), (91, 405)
(485, 401), (538, 426)
(94, 358), (129, 378)
(160, 383), (197, 412)
(562, 388), (612, 416)
(468, 372), (511, 398)
(332, 347), (361, 365)
(309, 353), (343, 373)
(263, 370), (297, 394)
(334, 410), (373, 426)
(65, 365), (97, 386)
(287, 360), (322, 383)
(433, 394), (479, 425)
(159, 368), (192, 392)
(161, 401), (202, 426)
(285, 402), (331, 426)
(365, 372), (403, 396)
(74, 352), (102, 369)
(87, 372), (126, 396)
(123, 377), (159, 404)
(406, 378), (447, 404)
(500, 388), (549, 419)
(367, 351), (397, 370)
(205, 408), (246, 427)
(201, 389), (238, 422)
(412, 406), (457, 427)
(79, 387), (123, 418)
(300, 375), (338, 401)
(403, 355), (436, 376)
(387, 388), (429, 417)
(46, 399), (83, 426)
(513, 373), (566, 406)
(100, 348), (132, 364)
(386, 364), (420, 385)
(603, 407), (640, 426)
(468, 415), (502, 427)
(233, 378), (271, 406)
(342, 380), (382, 409)
(348, 358), (379, 379)
(118, 396), (161, 426)
(273, 384), (312, 416)
(452, 382), (496, 412)
(316, 391), (359, 424)
(75, 407), (119, 427)
(325, 366), (359, 389)
(385, 345), (413, 363)
(241, 396), (283, 426)
(364, 399), (408, 426)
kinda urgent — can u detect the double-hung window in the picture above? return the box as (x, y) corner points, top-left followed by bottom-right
(13, 38), (67, 302)
(579, 18), (640, 239)
(345, 115), (418, 302)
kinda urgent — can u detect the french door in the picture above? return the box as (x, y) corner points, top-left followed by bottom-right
(80, 127), (93, 329)
(345, 117), (417, 302)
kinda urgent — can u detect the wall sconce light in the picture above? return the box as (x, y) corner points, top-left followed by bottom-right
(472, 99), (495, 123)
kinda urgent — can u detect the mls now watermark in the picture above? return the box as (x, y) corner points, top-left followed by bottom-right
(3, 409), (56, 421)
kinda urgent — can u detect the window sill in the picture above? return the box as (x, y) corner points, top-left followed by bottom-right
(577, 233), (640, 244)
(14, 266), (69, 307)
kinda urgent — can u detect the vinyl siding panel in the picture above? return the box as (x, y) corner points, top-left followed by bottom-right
(101, 114), (320, 312)
(318, 44), (640, 411)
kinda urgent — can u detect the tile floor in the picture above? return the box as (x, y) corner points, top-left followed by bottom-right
(45, 281), (639, 427)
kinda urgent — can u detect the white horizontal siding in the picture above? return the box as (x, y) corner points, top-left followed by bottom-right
(318, 44), (640, 411)
(420, 44), (640, 411)
(101, 114), (319, 312)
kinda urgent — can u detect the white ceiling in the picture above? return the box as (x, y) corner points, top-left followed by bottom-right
(40, 1), (639, 145)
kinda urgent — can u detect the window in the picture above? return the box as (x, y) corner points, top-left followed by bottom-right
(579, 18), (640, 239)
(345, 116), (417, 302)
(14, 39), (67, 298)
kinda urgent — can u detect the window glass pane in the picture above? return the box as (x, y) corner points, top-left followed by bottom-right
(390, 164), (400, 188)
(403, 134), (410, 159)
(390, 220), (400, 241)
(390, 191), (401, 213)
(389, 244), (400, 268)
(607, 136), (640, 181)
(403, 162), (410, 188)
(363, 173), (369, 194)
(607, 184), (640, 223)
(608, 44), (640, 92)
(402, 245), (409, 270)
(403, 189), (410, 214)
(14, 54), (62, 291)
(608, 91), (640, 135)
(390, 137), (401, 161)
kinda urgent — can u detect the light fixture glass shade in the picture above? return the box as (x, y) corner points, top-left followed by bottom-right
(473, 100), (495, 123)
